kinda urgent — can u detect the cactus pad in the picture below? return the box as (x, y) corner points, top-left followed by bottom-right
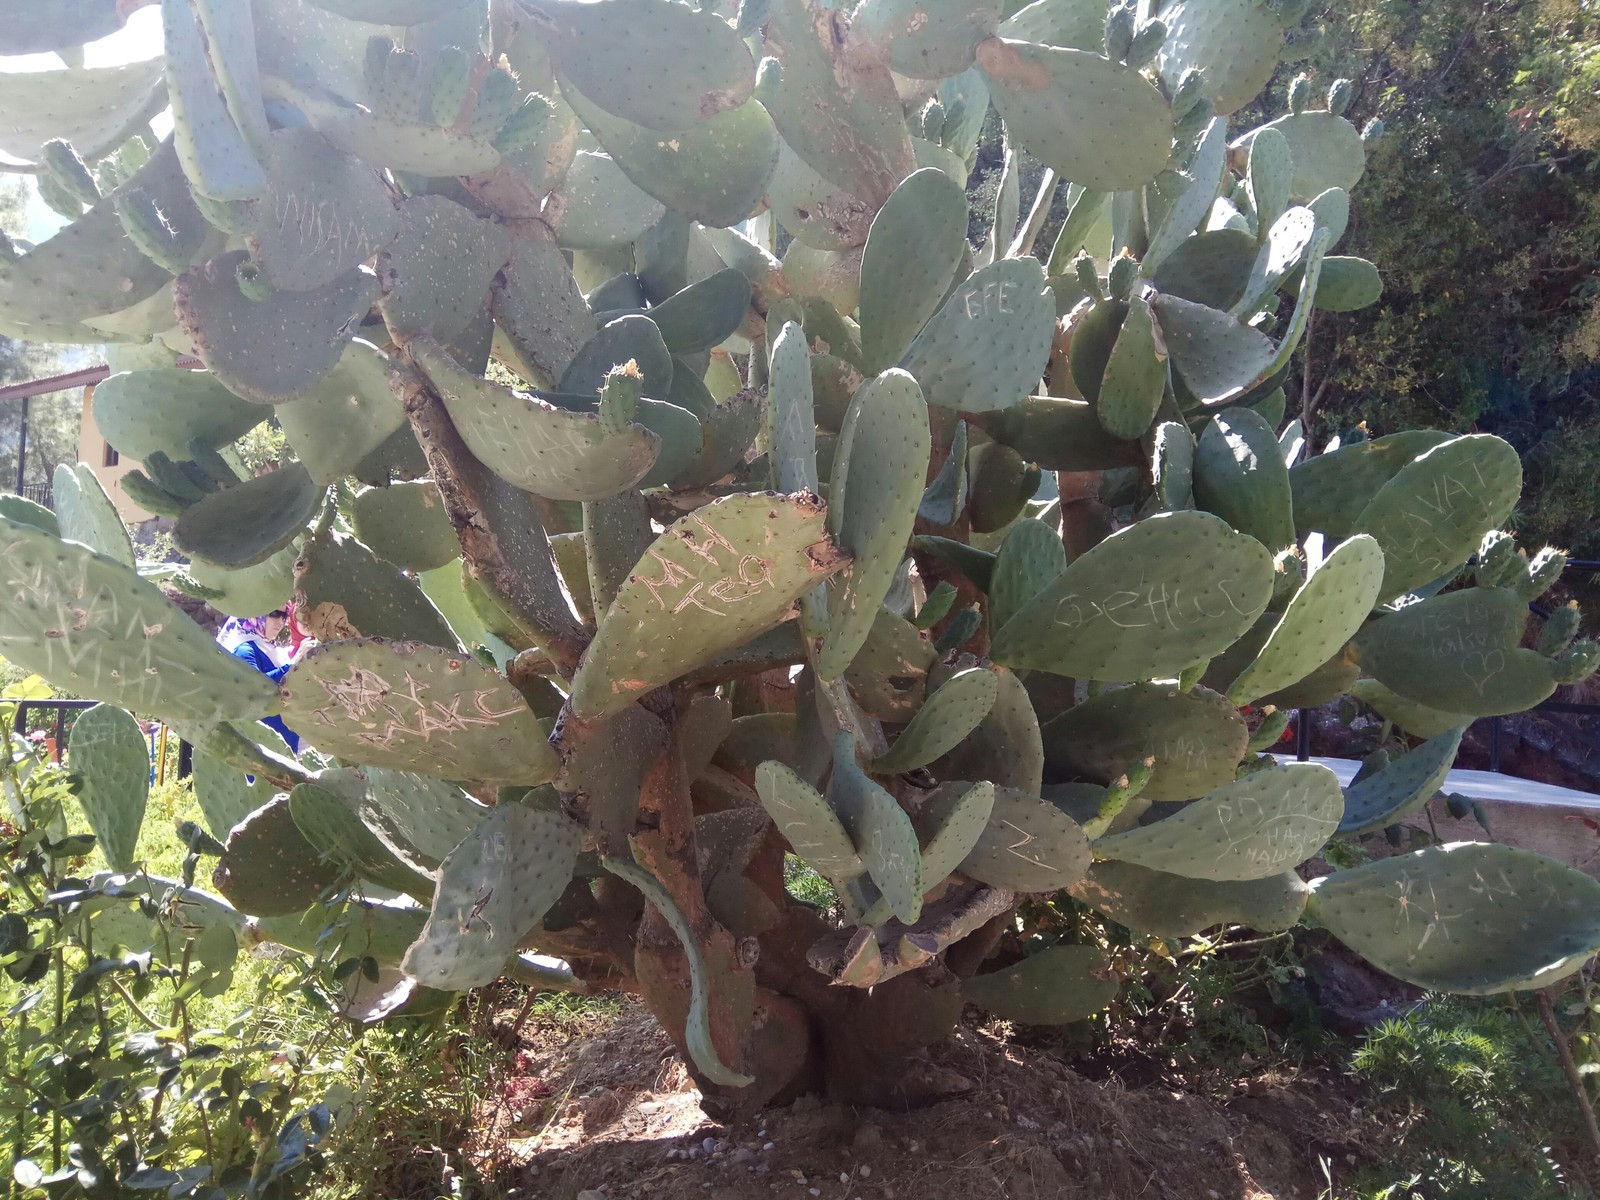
(873, 667), (1000, 774)
(819, 370), (931, 679)
(1041, 682), (1246, 802)
(1307, 842), (1600, 993)
(1071, 860), (1309, 938)
(858, 168), (972, 374)
(293, 530), (459, 645)
(1288, 430), (1453, 539)
(94, 367), (264, 462)
(377, 194), (512, 344)
(961, 944), (1119, 1024)
(1355, 434), (1522, 601)
(213, 795), (342, 917)
(0, 515), (280, 723)
(1226, 533), (1384, 704)
(351, 482), (460, 574)
(991, 510), (1273, 681)
(67, 704), (150, 872)
(1192, 407), (1295, 550)
(175, 462), (323, 568)
(899, 256), (1056, 413)
(403, 802), (583, 990)
(1339, 726), (1465, 836)
(828, 736), (925, 923)
(54, 463), (136, 568)
(1096, 762), (1342, 881)
(279, 638), (558, 784)
(572, 493), (848, 717)
(919, 781), (1090, 892)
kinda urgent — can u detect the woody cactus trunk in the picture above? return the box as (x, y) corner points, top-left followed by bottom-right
(6, 0), (1600, 1112)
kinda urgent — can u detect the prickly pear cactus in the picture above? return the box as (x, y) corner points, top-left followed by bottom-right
(4, 0), (1598, 1111)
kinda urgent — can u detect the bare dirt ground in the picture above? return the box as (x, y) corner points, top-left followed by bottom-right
(465, 998), (1375, 1200)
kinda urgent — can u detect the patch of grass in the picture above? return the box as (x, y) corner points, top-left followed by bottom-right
(1339, 995), (1580, 1199)
(783, 853), (839, 913)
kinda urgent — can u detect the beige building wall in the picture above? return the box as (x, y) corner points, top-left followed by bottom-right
(75, 384), (151, 522)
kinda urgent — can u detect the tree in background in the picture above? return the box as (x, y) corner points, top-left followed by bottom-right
(0, 179), (70, 496)
(1287, 0), (1600, 555)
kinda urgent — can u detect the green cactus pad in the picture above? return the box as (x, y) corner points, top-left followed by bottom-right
(293, 531), (459, 646)
(411, 337), (661, 502)
(1227, 533), (1384, 704)
(175, 251), (378, 404)
(1350, 677), (1478, 740)
(525, 0), (754, 132)
(549, 150), (667, 251)
(769, 323), (821, 497)
(175, 463), (322, 568)
(67, 704), (149, 872)
(287, 779), (433, 900)
(53, 464), (135, 568)
(1151, 227), (1259, 311)
(1355, 434), (1522, 601)
(990, 510), (1273, 681)
(900, 254), (1056, 414)
(603, 855), (755, 1087)
(275, 79), (502, 175)
(563, 86), (778, 229)
(377, 194), (512, 345)
(557, 315), (674, 398)
(858, 168), (972, 374)
(245, 127), (400, 292)
(1338, 726), (1465, 836)
(1095, 289), (1168, 440)
(193, 739), (285, 842)
(998, 0), (1104, 48)
(988, 519), (1067, 635)
(968, 444), (1039, 538)
(1151, 420), (1196, 511)
(0, 140), (196, 328)
(183, 542), (295, 617)
(214, 795), (342, 917)
(1242, 111), (1366, 199)
(163, 0), (267, 202)
(852, 0), (1000, 77)
(671, 388), (764, 491)
(0, 493), (59, 537)
(827, 737), (925, 923)
(912, 780), (998, 892)
(873, 666), (1000, 774)
(961, 944), (1118, 1024)
(762, 0), (917, 205)
(350, 482), (459, 574)
(93, 367), (264, 462)
(492, 236), (598, 387)
(1142, 118), (1228, 276)
(918, 781), (1090, 893)
(1307, 842), (1600, 994)
(1151, 293), (1277, 405)
(936, 667), (1044, 794)
(571, 493), (848, 717)
(275, 340), (407, 486)
(1289, 430), (1453, 539)
(976, 39), (1173, 191)
(359, 768), (491, 866)
(1070, 860), (1309, 938)
(1041, 682), (1247, 803)
(978, 394), (1145, 471)
(918, 420), (970, 527)
(0, 516), (280, 723)
(279, 638), (557, 784)
(844, 609), (935, 721)
(403, 802), (583, 989)
(1096, 762), (1342, 881)
(1351, 586), (1558, 716)
(818, 371), (931, 679)
(755, 759), (867, 883)
(0, 60), (164, 166)
(645, 269), (752, 356)
(1231, 205), (1317, 318)
(1313, 256), (1383, 311)
(1155, 0), (1284, 116)
(764, 139), (876, 252)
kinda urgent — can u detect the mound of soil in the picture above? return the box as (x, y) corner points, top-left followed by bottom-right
(474, 1000), (1373, 1200)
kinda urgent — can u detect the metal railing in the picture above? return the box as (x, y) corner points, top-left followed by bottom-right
(10, 699), (192, 781)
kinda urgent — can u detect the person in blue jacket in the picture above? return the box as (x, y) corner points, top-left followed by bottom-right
(216, 609), (301, 752)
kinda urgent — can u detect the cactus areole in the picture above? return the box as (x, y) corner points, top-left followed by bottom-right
(9, 0), (1600, 1113)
